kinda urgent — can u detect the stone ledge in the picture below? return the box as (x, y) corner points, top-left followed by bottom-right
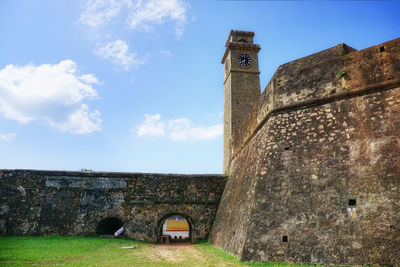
(0, 169), (225, 179)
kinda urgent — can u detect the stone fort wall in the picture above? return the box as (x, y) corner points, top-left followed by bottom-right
(0, 170), (226, 242)
(1, 32), (399, 266)
(211, 38), (400, 266)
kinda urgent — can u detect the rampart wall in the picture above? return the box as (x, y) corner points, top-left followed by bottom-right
(0, 170), (226, 242)
(211, 38), (400, 266)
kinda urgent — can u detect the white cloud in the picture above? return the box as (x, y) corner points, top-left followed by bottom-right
(0, 133), (16, 142)
(79, 74), (101, 84)
(96, 40), (144, 70)
(51, 104), (102, 135)
(136, 114), (165, 137)
(0, 60), (101, 134)
(127, 0), (188, 37)
(80, 0), (132, 27)
(135, 114), (222, 141)
(160, 50), (172, 58)
(80, 0), (189, 37)
(167, 118), (222, 141)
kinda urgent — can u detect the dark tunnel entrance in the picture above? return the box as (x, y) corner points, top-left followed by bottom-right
(96, 217), (123, 236)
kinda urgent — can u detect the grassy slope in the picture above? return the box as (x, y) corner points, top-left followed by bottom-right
(0, 236), (317, 267)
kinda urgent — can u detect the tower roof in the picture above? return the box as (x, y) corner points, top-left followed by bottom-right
(222, 29), (260, 63)
(225, 30), (255, 47)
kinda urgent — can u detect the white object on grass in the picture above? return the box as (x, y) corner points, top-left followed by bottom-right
(114, 226), (124, 237)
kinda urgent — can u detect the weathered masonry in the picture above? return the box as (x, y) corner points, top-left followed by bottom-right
(211, 30), (400, 266)
(0, 170), (226, 242)
(1, 30), (399, 267)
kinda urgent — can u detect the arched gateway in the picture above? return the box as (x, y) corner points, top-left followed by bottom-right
(157, 213), (192, 243)
(0, 170), (227, 243)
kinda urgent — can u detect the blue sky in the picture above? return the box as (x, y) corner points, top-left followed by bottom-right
(0, 0), (399, 174)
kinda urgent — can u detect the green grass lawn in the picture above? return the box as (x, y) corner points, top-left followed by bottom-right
(0, 236), (317, 267)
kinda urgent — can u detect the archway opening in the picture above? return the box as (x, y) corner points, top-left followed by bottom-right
(96, 217), (123, 236)
(160, 214), (190, 243)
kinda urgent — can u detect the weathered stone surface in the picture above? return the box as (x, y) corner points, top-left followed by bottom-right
(45, 177), (127, 189)
(1, 31), (399, 267)
(0, 170), (226, 242)
(211, 35), (400, 266)
(223, 30), (261, 173)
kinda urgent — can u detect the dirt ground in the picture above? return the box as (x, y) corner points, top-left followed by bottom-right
(148, 244), (203, 262)
(136, 243), (245, 266)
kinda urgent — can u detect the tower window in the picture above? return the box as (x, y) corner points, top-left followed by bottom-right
(348, 199), (356, 206)
(282, 235), (288, 242)
(238, 39), (247, 43)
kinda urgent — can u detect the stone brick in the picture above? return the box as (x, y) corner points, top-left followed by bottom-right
(0, 170), (226, 243)
(211, 33), (400, 266)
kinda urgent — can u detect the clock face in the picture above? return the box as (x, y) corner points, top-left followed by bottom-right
(238, 54), (252, 67)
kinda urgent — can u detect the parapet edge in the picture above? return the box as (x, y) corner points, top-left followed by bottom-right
(0, 169), (226, 179)
(227, 38), (400, 168)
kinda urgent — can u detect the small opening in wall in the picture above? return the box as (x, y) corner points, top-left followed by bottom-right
(284, 146), (290, 151)
(348, 199), (357, 206)
(330, 89), (336, 95)
(282, 235), (288, 242)
(96, 217), (123, 236)
(379, 46), (385, 52)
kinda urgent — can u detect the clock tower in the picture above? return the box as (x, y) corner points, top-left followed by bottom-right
(222, 30), (261, 174)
